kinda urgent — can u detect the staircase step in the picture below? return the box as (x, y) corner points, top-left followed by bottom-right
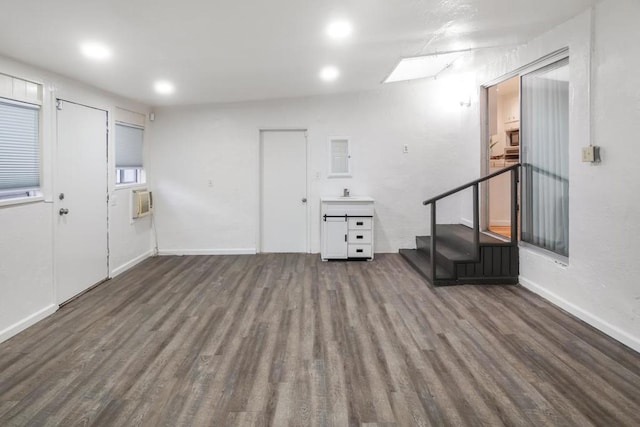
(416, 235), (474, 262)
(401, 224), (518, 286)
(436, 224), (511, 248)
(398, 249), (455, 285)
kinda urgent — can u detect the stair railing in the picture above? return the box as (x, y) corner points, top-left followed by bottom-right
(422, 163), (521, 284)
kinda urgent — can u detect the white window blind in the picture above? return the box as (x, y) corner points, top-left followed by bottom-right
(0, 99), (40, 193)
(115, 123), (143, 168)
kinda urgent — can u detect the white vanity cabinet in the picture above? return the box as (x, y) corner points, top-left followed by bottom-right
(321, 197), (374, 261)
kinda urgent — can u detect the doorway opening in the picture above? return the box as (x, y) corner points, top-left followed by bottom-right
(485, 76), (520, 239)
(481, 49), (570, 258)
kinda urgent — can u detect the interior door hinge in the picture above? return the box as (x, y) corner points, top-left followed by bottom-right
(56, 100), (63, 110)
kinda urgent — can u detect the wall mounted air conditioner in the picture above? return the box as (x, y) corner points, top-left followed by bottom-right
(132, 189), (153, 219)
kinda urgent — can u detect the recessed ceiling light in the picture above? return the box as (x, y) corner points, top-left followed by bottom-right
(326, 21), (353, 39)
(154, 80), (175, 95)
(320, 66), (340, 82)
(80, 42), (111, 61)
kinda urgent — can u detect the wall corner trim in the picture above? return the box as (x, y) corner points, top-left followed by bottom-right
(157, 248), (257, 256)
(459, 217), (474, 228)
(0, 304), (58, 344)
(519, 276), (640, 354)
(110, 250), (155, 278)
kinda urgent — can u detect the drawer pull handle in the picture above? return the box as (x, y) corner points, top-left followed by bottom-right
(356, 221), (363, 226)
(356, 249), (363, 253)
(356, 235), (363, 239)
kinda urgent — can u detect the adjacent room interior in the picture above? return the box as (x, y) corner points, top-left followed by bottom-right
(0, 0), (639, 425)
(486, 76), (520, 239)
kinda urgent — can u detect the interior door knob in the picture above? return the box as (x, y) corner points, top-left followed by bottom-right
(59, 208), (69, 215)
(301, 198), (307, 203)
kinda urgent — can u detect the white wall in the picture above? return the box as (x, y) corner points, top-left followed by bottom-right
(149, 74), (480, 255)
(480, 0), (640, 352)
(150, 0), (640, 354)
(0, 55), (154, 343)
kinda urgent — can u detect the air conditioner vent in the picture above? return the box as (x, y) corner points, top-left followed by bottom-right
(132, 189), (153, 218)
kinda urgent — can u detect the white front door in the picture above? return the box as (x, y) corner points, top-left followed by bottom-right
(260, 130), (307, 253)
(55, 100), (108, 304)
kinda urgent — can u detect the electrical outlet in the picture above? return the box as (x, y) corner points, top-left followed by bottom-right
(582, 146), (595, 162)
(315, 171), (321, 180)
(403, 144), (409, 154)
(582, 145), (601, 163)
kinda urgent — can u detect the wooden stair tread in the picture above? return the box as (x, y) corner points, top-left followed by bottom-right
(416, 235), (474, 262)
(436, 224), (511, 246)
(398, 249), (455, 282)
(400, 224), (518, 287)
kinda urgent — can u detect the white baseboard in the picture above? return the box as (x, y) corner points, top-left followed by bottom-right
(158, 248), (257, 256)
(519, 276), (640, 353)
(0, 304), (58, 344)
(110, 250), (155, 278)
(460, 217), (473, 228)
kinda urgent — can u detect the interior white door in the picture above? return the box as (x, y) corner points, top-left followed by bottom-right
(261, 130), (307, 253)
(55, 100), (108, 304)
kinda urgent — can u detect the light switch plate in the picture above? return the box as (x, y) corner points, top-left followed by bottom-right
(582, 146), (595, 162)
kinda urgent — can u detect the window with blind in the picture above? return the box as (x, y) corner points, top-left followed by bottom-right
(521, 58), (570, 257)
(0, 98), (40, 200)
(115, 123), (144, 185)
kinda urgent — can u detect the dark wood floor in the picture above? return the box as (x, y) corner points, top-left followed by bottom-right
(1, 254), (639, 426)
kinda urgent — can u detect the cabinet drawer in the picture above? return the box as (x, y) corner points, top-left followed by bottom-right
(348, 230), (371, 244)
(348, 244), (372, 258)
(348, 217), (372, 230)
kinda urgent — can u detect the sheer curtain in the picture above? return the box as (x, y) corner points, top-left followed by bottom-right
(521, 58), (570, 257)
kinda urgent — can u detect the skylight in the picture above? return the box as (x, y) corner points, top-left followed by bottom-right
(384, 52), (461, 83)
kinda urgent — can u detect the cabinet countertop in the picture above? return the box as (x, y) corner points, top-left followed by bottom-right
(321, 196), (374, 203)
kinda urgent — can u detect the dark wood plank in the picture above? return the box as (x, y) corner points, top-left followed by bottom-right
(0, 253), (639, 426)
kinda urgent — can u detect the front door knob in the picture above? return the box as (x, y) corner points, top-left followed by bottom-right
(301, 198), (307, 203)
(59, 208), (69, 216)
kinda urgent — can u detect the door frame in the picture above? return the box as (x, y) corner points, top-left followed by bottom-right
(479, 47), (569, 238)
(53, 98), (110, 305)
(257, 128), (310, 253)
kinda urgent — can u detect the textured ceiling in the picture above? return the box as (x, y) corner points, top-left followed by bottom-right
(0, 0), (597, 106)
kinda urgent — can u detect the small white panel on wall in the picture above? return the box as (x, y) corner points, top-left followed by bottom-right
(329, 137), (351, 177)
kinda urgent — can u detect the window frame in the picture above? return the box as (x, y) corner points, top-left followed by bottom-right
(114, 121), (145, 187)
(0, 96), (43, 206)
(520, 57), (571, 259)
